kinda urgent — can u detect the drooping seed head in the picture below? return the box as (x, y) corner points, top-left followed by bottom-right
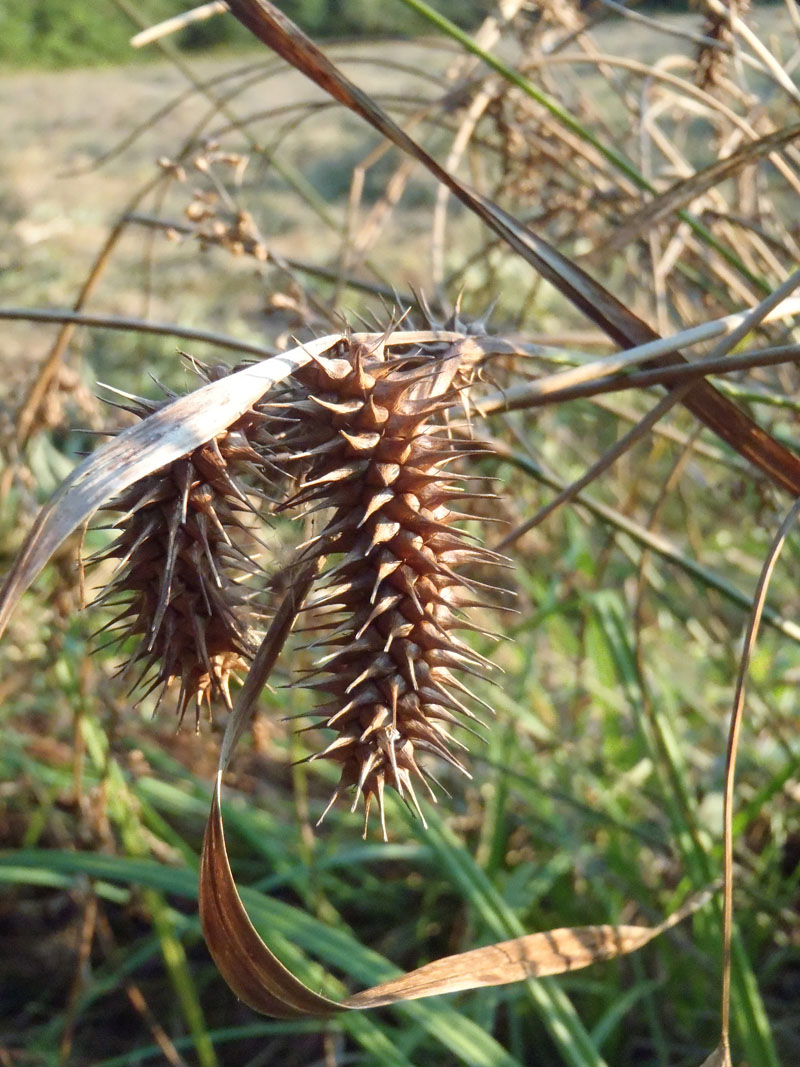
(93, 388), (277, 728)
(261, 338), (506, 836)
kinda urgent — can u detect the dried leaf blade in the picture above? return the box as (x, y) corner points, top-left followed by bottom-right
(346, 923), (662, 1008)
(200, 767), (712, 1016)
(200, 773), (343, 1018)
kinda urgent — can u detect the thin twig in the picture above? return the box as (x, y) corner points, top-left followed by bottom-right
(130, 1), (228, 48)
(719, 495), (800, 1057)
(0, 308), (278, 360)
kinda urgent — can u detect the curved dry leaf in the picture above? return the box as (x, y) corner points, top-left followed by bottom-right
(0, 329), (457, 641)
(223, 0), (800, 497)
(200, 774), (343, 1018)
(200, 771), (713, 1017)
(0, 337), (326, 639)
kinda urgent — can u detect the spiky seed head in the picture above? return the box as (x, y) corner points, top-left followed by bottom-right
(93, 391), (275, 728)
(263, 338), (505, 836)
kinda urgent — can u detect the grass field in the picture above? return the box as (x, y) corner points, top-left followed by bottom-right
(2, 3), (800, 1066)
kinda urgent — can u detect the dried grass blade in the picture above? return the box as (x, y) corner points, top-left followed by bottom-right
(199, 782), (711, 1016)
(718, 496), (800, 1061)
(200, 773), (342, 1018)
(224, 0), (800, 497)
(347, 890), (705, 1007)
(0, 336), (335, 640)
(605, 122), (800, 255)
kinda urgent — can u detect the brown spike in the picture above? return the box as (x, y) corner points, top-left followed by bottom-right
(345, 653), (395, 693)
(309, 395), (364, 416)
(364, 519), (401, 553)
(316, 788), (341, 828)
(354, 594), (403, 640)
(360, 705), (391, 740)
(358, 488), (395, 526)
(370, 550), (401, 601)
(339, 429), (381, 453)
(264, 338), (505, 832)
(375, 775), (388, 841)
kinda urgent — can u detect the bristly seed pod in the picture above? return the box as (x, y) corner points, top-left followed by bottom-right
(92, 384), (276, 728)
(262, 338), (507, 837)
(88, 334), (506, 831)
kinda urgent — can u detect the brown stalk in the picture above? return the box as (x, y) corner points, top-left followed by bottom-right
(0, 307), (281, 360)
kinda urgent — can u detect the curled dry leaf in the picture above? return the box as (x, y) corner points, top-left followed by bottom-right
(0, 331), (458, 644)
(200, 770), (713, 1016)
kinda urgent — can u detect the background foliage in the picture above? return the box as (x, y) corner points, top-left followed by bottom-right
(0, 0), (493, 67)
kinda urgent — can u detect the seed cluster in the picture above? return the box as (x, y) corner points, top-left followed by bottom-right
(94, 336), (503, 831)
(95, 394), (272, 727)
(261, 340), (504, 835)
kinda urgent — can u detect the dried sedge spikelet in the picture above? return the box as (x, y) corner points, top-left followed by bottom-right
(263, 338), (507, 837)
(692, 0), (749, 89)
(92, 382), (276, 728)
